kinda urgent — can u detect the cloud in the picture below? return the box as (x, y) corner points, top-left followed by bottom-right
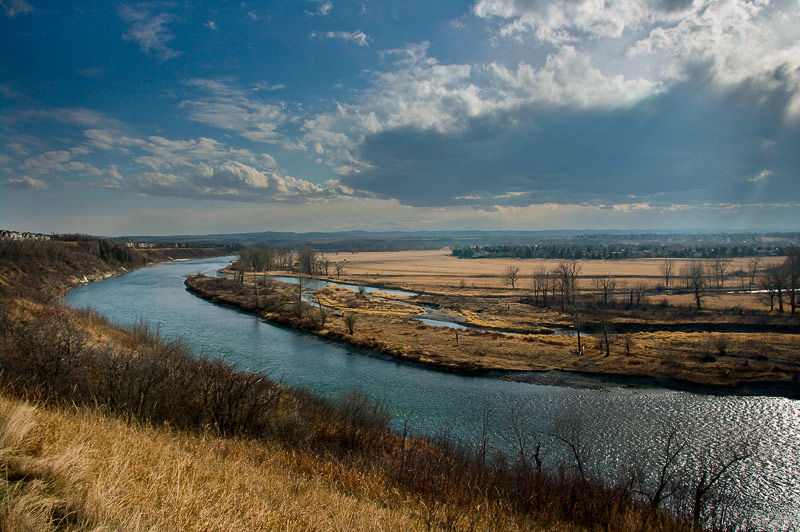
(181, 79), (287, 143)
(310, 29), (370, 47)
(126, 160), (347, 203)
(3, 107), (123, 129)
(307, 0), (333, 16)
(3, 175), (48, 190)
(204, 20), (217, 30)
(748, 169), (773, 183)
(300, 40), (661, 171)
(338, 84), (799, 209)
(474, 0), (800, 121)
(118, 4), (182, 61)
(1, 0), (32, 17)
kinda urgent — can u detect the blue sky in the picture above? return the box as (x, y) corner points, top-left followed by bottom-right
(1, 0), (798, 236)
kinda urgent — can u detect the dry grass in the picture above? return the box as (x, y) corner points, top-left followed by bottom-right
(326, 250), (784, 295)
(0, 392), (604, 532)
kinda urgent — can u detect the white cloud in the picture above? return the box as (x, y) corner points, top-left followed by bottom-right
(307, 0), (333, 16)
(19, 150), (73, 174)
(127, 159), (346, 203)
(310, 29), (370, 47)
(181, 79), (287, 143)
(474, 0), (800, 120)
(1, 0), (32, 17)
(3, 175), (48, 190)
(204, 20), (218, 30)
(118, 4), (182, 61)
(748, 169), (773, 182)
(4, 107), (122, 129)
(301, 40), (661, 173)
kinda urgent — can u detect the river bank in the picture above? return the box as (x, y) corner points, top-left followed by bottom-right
(184, 274), (800, 398)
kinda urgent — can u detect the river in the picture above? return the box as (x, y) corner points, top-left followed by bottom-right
(65, 257), (799, 529)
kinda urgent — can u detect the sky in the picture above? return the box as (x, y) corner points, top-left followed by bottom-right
(1, 0), (798, 236)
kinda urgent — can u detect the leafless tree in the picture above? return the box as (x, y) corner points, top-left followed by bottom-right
(233, 258), (246, 285)
(594, 273), (616, 306)
(318, 254), (331, 276)
(334, 261), (345, 278)
(784, 250), (799, 315)
(504, 264), (521, 289)
(556, 259), (581, 313)
(531, 266), (551, 306)
(711, 257), (732, 292)
(343, 312), (357, 334)
(551, 417), (588, 483)
(661, 259), (675, 290)
(595, 302), (612, 357)
(501, 400), (543, 475)
(686, 437), (758, 525)
(746, 257), (761, 292)
(631, 281), (649, 307)
(760, 264), (787, 312)
(297, 247), (317, 275)
(687, 262), (707, 310)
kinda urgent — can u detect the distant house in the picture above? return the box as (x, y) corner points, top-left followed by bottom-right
(0, 230), (50, 241)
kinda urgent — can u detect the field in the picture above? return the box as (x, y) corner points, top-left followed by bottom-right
(196, 249), (799, 396)
(325, 249), (784, 307)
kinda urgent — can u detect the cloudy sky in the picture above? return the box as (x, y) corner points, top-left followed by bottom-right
(1, 0), (798, 236)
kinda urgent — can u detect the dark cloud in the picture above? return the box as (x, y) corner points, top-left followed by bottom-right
(342, 84), (799, 209)
(653, 0), (694, 13)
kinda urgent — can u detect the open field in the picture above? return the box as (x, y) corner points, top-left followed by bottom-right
(324, 249), (781, 286)
(190, 245), (800, 395)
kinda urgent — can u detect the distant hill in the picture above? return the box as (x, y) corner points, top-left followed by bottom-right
(113, 230), (800, 253)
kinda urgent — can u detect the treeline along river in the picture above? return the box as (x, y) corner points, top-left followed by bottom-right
(65, 257), (799, 529)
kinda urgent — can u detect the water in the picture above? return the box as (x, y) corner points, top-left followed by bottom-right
(66, 257), (800, 529)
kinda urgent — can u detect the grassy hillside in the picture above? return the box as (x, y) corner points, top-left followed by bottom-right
(0, 238), (753, 531)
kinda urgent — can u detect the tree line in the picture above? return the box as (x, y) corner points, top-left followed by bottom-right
(453, 243), (795, 260)
(513, 253), (799, 315)
(234, 246), (343, 282)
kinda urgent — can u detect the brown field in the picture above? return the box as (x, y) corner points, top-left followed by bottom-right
(324, 249), (785, 306)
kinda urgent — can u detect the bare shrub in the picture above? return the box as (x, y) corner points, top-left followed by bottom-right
(343, 312), (357, 334)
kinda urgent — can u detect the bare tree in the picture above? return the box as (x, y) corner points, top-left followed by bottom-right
(784, 250), (799, 315)
(687, 262), (707, 310)
(631, 281), (649, 307)
(318, 254), (331, 276)
(551, 417), (588, 483)
(687, 438), (757, 525)
(711, 257), (732, 292)
(661, 259), (675, 290)
(746, 257), (761, 292)
(504, 264), (521, 290)
(639, 425), (688, 515)
(501, 400), (543, 475)
(761, 264), (787, 313)
(343, 312), (357, 334)
(297, 247), (317, 275)
(595, 302), (612, 357)
(556, 259), (581, 313)
(531, 266), (551, 306)
(334, 261), (345, 278)
(594, 273), (616, 306)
